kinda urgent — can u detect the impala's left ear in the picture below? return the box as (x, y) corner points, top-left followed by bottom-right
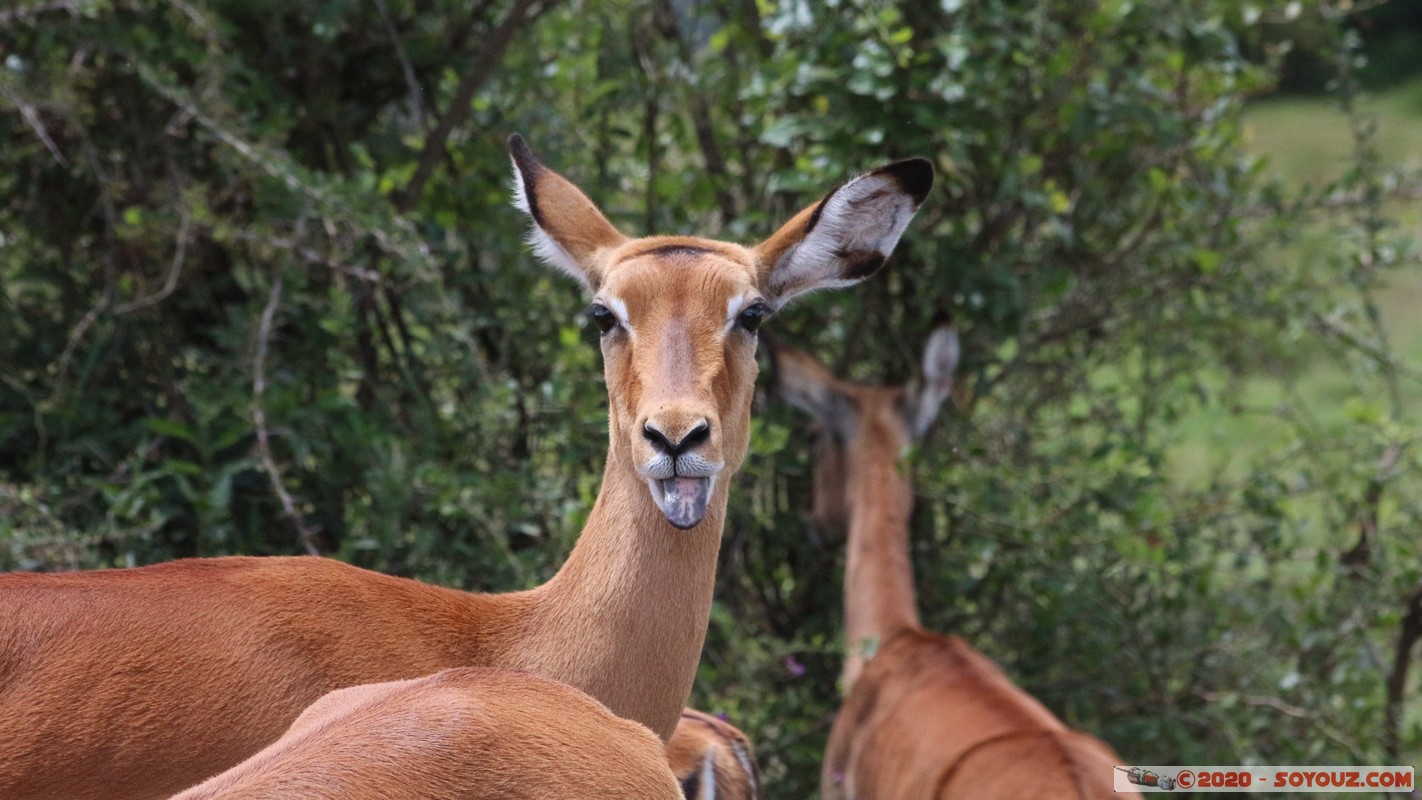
(753, 158), (933, 308)
(902, 324), (960, 441)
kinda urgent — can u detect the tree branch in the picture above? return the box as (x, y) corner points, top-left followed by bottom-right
(652, 0), (737, 226)
(1, 83), (69, 167)
(0, 0), (81, 26)
(114, 208), (191, 314)
(371, 0), (427, 130)
(252, 276), (321, 556)
(1384, 581), (1422, 762)
(395, 0), (553, 212)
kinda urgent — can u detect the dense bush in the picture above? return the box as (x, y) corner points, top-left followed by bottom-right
(2, 0), (1419, 795)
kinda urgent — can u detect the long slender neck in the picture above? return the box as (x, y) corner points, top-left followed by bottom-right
(840, 437), (920, 689)
(513, 434), (726, 741)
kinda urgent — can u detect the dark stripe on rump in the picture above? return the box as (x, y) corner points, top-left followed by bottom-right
(680, 769), (701, 799)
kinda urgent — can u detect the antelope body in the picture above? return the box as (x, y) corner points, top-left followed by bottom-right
(167, 667), (683, 800)
(770, 329), (1136, 800)
(0, 136), (933, 800)
(666, 708), (761, 800)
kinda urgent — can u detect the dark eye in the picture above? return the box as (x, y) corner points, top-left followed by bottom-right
(587, 303), (618, 335)
(738, 302), (770, 333)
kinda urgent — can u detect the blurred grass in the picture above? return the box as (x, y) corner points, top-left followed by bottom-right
(1166, 78), (1422, 486)
(1243, 77), (1422, 185)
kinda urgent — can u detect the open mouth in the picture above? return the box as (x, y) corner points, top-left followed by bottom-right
(647, 476), (714, 530)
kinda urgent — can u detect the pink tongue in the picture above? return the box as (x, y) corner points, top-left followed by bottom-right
(661, 477), (709, 530)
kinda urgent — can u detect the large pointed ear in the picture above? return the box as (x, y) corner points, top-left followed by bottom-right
(902, 324), (960, 441)
(765, 336), (857, 439)
(753, 158), (933, 308)
(508, 134), (628, 291)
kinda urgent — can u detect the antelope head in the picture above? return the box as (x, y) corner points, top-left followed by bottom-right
(509, 135), (933, 530)
(770, 325), (961, 533)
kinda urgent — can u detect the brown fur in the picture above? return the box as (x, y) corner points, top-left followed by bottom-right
(0, 138), (932, 800)
(769, 332), (1138, 800)
(168, 668), (683, 800)
(666, 709), (761, 800)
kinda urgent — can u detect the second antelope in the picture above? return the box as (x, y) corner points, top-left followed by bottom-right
(771, 327), (1138, 800)
(168, 667), (683, 800)
(170, 685), (754, 800)
(0, 136), (933, 800)
(666, 708), (761, 800)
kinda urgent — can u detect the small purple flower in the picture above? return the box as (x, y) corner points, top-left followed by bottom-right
(715, 710), (730, 721)
(784, 654), (807, 677)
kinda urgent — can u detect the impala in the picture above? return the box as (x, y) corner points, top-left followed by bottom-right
(172, 698), (757, 800)
(167, 667), (683, 800)
(0, 135), (933, 800)
(666, 708), (761, 800)
(770, 328), (1138, 800)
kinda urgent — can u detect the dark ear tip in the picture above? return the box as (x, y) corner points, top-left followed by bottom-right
(507, 134), (541, 173)
(876, 157), (935, 204)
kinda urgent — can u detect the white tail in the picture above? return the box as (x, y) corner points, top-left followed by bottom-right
(666, 708), (761, 800)
(0, 137), (933, 800)
(167, 668), (682, 800)
(770, 328), (1138, 800)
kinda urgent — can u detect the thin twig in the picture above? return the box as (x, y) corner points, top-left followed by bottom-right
(229, 229), (385, 284)
(1232, 179), (1422, 220)
(113, 209), (192, 314)
(252, 276), (321, 556)
(137, 59), (440, 278)
(0, 0), (81, 26)
(1384, 582), (1422, 762)
(1198, 690), (1366, 760)
(1, 84), (69, 167)
(371, 0), (426, 130)
(165, 0), (220, 48)
(140, 66), (315, 198)
(652, 0), (737, 225)
(396, 0), (553, 212)
(1308, 312), (1422, 386)
(52, 288), (111, 391)
(50, 139), (120, 396)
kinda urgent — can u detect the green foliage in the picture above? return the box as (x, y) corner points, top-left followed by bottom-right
(2, 0), (1420, 795)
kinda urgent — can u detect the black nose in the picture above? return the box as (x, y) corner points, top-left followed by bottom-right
(643, 421), (711, 457)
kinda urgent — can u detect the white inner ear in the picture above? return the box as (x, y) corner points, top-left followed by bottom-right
(769, 172), (919, 304)
(911, 327), (960, 438)
(509, 159), (588, 288)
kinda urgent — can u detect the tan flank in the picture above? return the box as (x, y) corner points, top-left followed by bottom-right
(167, 668), (682, 800)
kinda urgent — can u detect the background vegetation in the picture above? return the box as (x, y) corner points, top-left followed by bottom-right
(2, 0), (1419, 795)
